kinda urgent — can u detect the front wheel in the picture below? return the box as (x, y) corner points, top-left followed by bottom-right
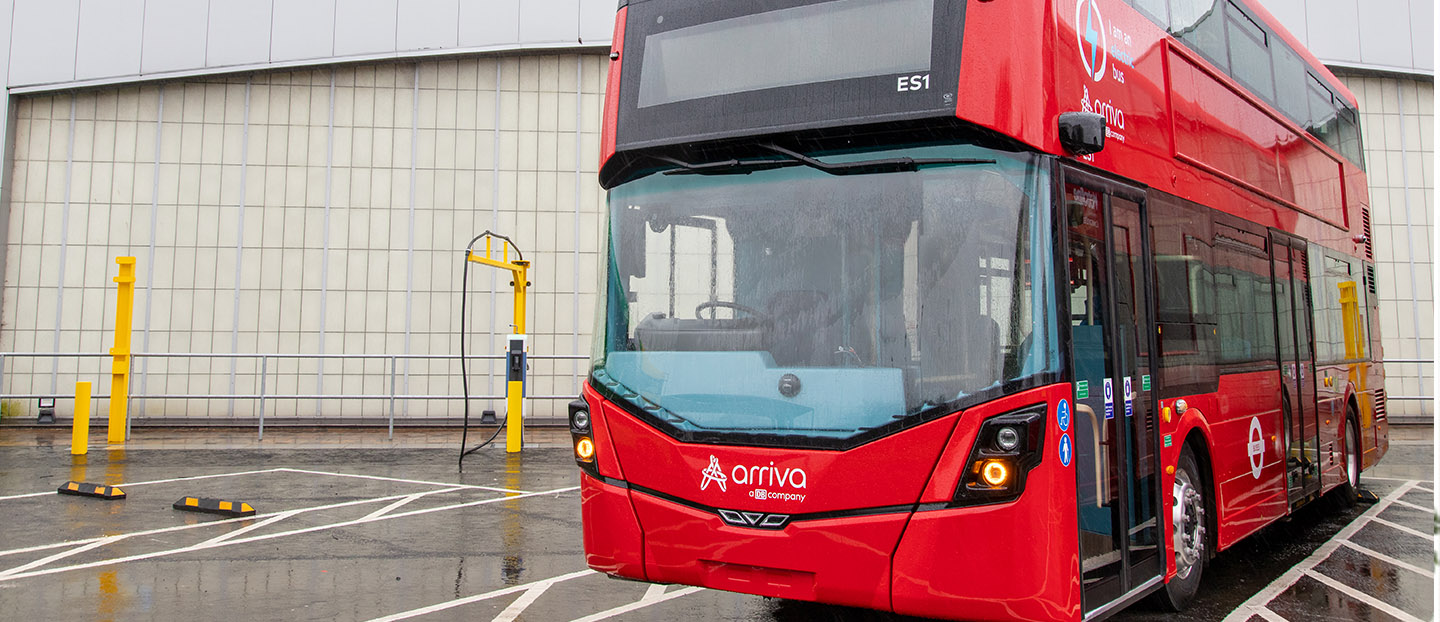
(1338, 413), (1362, 504)
(1157, 447), (1207, 611)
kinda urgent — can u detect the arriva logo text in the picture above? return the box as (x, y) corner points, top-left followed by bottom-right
(731, 461), (808, 490)
(700, 455), (808, 502)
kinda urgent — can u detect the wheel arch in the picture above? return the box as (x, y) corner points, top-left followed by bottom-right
(1180, 428), (1219, 562)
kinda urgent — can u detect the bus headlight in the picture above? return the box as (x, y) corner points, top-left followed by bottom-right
(953, 405), (1046, 506)
(575, 436), (596, 462)
(569, 399), (600, 472)
(980, 460), (1010, 487)
(995, 426), (1021, 451)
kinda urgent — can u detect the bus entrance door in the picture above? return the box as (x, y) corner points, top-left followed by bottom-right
(1270, 232), (1321, 505)
(1064, 171), (1163, 615)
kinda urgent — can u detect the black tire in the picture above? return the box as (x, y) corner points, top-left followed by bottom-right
(1157, 447), (1207, 611)
(1337, 411), (1362, 505)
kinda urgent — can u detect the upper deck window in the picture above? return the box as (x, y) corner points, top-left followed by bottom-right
(637, 0), (934, 108)
(1126, 0), (1365, 170)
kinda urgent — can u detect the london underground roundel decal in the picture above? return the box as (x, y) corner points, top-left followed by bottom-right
(1248, 417), (1265, 479)
(1076, 0), (1108, 82)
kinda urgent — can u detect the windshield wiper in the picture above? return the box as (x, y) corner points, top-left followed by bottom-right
(759, 144), (996, 175)
(654, 145), (995, 178)
(655, 155), (805, 176)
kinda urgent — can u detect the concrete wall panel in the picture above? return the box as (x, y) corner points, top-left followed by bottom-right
(207, 0), (273, 68)
(141, 0), (210, 74)
(398, 0), (460, 51)
(519, 0), (579, 44)
(271, 0), (336, 63)
(335, 0), (398, 58)
(1357, 0), (1416, 69)
(458, 0), (520, 48)
(1410, 0), (1434, 72)
(75, 0), (144, 81)
(1303, 0), (1363, 63)
(9, 0), (79, 86)
(579, 0), (618, 44)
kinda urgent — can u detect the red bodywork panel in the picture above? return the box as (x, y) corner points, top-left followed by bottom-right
(581, 382), (1083, 622)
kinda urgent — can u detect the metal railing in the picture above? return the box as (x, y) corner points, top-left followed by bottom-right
(0, 351), (590, 439)
(1381, 358), (1433, 403)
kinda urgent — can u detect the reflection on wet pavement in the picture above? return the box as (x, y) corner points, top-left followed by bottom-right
(0, 426), (1431, 622)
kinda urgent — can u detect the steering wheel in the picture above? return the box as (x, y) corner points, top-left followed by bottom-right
(695, 300), (767, 320)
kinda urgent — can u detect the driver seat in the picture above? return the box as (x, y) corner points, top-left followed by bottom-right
(767, 290), (838, 367)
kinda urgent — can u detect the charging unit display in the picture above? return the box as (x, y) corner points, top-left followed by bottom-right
(458, 232), (531, 466)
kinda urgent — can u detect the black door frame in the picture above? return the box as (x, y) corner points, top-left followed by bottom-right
(1060, 164), (1165, 616)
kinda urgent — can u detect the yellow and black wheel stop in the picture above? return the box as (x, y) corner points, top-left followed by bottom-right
(172, 497), (256, 517)
(57, 481), (126, 499)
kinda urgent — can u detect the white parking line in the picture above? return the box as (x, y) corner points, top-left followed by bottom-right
(277, 468), (530, 495)
(1362, 476), (1434, 484)
(0, 485), (578, 583)
(0, 485), (470, 560)
(1253, 607), (1287, 622)
(361, 487), (466, 521)
(491, 581), (557, 622)
(1368, 516), (1433, 540)
(1340, 541), (1435, 578)
(1222, 480), (1421, 622)
(365, 569), (596, 622)
(1305, 570), (1427, 622)
(1390, 498), (1432, 512)
(0, 467), (288, 502)
(192, 510), (302, 548)
(0, 536), (126, 579)
(568, 585), (706, 622)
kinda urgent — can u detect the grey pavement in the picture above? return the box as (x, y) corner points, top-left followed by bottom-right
(0, 425), (1430, 621)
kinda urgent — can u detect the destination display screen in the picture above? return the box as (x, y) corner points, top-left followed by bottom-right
(614, 0), (966, 154)
(637, 0), (934, 108)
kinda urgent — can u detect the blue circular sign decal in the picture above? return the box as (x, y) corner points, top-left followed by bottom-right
(1059, 433), (1073, 468)
(1057, 399), (1071, 433)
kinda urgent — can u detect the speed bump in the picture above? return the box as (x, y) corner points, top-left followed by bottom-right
(57, 481), (126, 499)
(172, 497), (256, 517)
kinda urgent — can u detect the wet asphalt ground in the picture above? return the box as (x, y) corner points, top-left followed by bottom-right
(0, 426), (1431, 622)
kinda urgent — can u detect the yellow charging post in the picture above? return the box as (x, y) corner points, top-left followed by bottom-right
(466, 236), (530, 453)
(108, 257), (136, 444)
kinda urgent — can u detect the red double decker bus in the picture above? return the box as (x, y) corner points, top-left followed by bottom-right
(570, 1), (1388, 620)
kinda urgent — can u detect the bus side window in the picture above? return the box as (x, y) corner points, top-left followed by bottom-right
(1149, 193), (1219, 397)
(1213, 222), (1277, 368)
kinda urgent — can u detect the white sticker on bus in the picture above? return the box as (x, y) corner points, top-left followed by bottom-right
(1248, 418), (1265, 479)
(1103, 378), (1114, 420)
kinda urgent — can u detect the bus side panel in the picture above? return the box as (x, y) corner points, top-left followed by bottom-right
(893, 384), (1079, 622)
(1365, 361), (1389, 470)
(632, 494), (906, 611)
(1208, 370), (1288, 550)
(1315, 363), (1349, 493)
(581, 473), (648, 580)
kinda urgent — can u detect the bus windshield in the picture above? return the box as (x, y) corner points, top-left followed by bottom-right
(594, 143), (1060, 444)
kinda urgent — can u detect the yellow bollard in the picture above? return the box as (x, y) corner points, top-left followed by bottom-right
(108, 257), (136, 444)
(72, 381), (92, 456)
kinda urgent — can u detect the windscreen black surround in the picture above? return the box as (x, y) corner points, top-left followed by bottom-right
(614, 0), (966, 153)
